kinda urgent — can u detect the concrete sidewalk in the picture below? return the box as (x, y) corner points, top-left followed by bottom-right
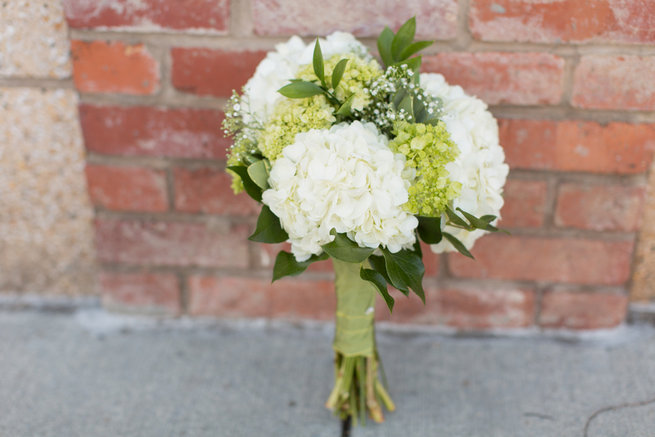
(1, 309), (655, 437)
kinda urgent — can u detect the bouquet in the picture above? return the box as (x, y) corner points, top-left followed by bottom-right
(223, 17), (508, 428)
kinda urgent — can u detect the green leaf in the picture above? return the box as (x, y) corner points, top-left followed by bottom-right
(368, 254), (395, 283)
(249, 205), (289, 243)
(361, 268), (394, 312)
(442, 232), (474, 259)
(456, 208), (503, 232)
(335, 94), (356, 117)
(398, 55), (422, 74)
(312, 38), (325, 87)
(391, 17), (416, 61)
(398, 40), (433, 60)
(417, 216), (443, 244)
(321, 231), (374, 263)
(377, 26), (394, 68)
(445, 206), (471, 229)
(227, 166), (262, 202)
(331, 58), (349, 90)
(479, 215), (497, 224)
(381, 248), (425, 303)
(247, 160), (269, 190)
(273, 251), (328, 282)
(397, 94), (414, 121)
(278, 81), (324, 98)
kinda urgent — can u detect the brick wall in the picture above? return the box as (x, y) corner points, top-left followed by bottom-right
(61, 0), (655, 330)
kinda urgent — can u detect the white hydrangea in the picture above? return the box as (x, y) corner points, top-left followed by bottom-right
(262, 121), (418, 261)
(242, 32), (370, 125)
(420, 73), (509, 253)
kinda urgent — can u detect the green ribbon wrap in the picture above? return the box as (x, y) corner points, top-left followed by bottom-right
(332, 259), (376, 357)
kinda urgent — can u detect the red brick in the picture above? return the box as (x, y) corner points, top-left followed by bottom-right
(500, 119), (655, 174)
(99, 272), (181, 315)
(171, 49), (266, 97)
(71, 40), (159, 95)
(173, 167), (259, 216)
(251, 0), (458, 38)
(62, 0), (229, 33)
(555, 183), (646, 232)
(470, 0), (655, 44)
(85, 164), (168, 212)
(187, 275), (335, 320)
(254, 242), (333, 273)
(95, 218), (250, 268)
(573, 56), (655, 110)
(421, 242), (440, 278)
(540, 290), (628, 330)
(449, 235), (634, 285)
(500, 179), (547, 228)
(422, 52), (564, 105)
(376, 285), (535, 329)
(79, 105), (228, 159)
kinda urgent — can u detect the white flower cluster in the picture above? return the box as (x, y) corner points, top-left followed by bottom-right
(262, 122), (418, 261)
(242, 32), (369, 125)
(420, 73), (509, 252)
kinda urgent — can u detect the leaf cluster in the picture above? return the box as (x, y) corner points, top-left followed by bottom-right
(277, 39), (356, 118)
(377, 17), (433, 71)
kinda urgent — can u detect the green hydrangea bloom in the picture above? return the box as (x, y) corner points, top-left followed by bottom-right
(297, 54), (383, 112)
(258, 94), (335, 161)
(389, 121), (461, 216)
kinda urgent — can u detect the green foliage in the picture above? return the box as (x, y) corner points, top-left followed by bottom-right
(321, 231), (375, 263)
(360, 268), (394, 312)
(313, 38), (326, 87)
(278, 81), (325, 98)
(442, 232), (473, 259)
(247, 160), (269, 190)
(417, 216), (442, 244)
(273, 251), (328, 282)
(381, 248), (425, 303)
(248, 205), (289, 243)
(331, 59), (349, 90)
(376, 17), (433, 69)
(227, 165), (263, 202)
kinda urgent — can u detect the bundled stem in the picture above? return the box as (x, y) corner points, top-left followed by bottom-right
(325, 259), (395, 425)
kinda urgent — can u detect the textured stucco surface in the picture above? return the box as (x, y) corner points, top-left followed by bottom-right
(632, 161), (655, 301)
(0, 0), (71, 78)
(0, 88), (96, 294)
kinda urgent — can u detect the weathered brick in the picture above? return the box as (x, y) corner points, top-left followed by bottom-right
(85, 164), (168, 212)
(376, 285), (535, 329)
(422, 52), (565, 105)
(187, 275), (335, 320)
(171, 48), (266, 97)
(573, 56), (655, 110)
(95, 219), (250, 268)
(500, 179), (547, 228)
(71, 40), (159, 95)
(251, 0), (458, 38)
(540, 290), (627, 330)
(99, 272), (181, 316)
(62, 0), (229, 33)
(449, 235), (634, 285)
(555, 183), (646, 232)
(470, 0), (655, 44)
(79, 105), (228, 159)
(173, 167), (259, 216)
(421, 242), (440, 278)
(500, 119), (655, 174)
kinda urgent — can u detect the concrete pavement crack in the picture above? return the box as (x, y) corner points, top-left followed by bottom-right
(583, 396), (655, 437)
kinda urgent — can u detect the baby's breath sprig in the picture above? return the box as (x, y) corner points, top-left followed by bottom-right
(362, 64), (443, 136)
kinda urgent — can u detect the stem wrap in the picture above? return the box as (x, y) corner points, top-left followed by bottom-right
(332, 259), (376, 358)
